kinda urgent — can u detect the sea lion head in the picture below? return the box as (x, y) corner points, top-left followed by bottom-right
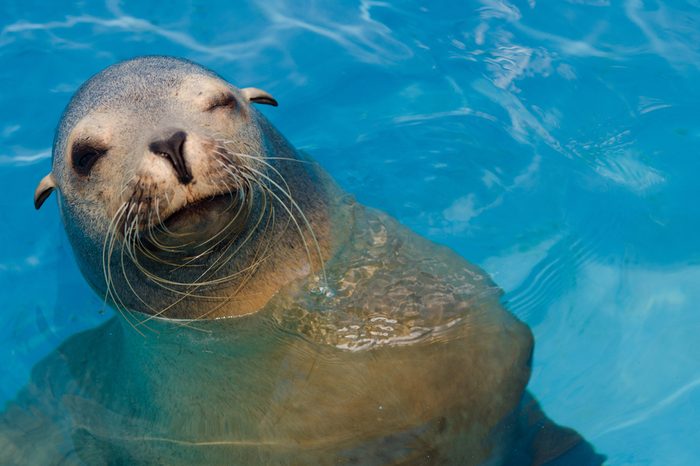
(34, 56), (329, 321)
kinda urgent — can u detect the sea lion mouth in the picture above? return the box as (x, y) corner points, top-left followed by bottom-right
(140, 191), (250, 254)
(161, 193), (236, 231)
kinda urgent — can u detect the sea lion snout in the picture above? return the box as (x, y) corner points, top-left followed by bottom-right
(148, 129), (192, 184)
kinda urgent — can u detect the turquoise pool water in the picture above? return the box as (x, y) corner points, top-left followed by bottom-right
(1, 1), (699, 464)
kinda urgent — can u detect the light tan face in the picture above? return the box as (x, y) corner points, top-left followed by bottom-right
(32, 57), (330, 319)
(36, 70), (278, 255)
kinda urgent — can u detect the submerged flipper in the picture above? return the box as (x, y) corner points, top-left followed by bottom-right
(505, 392), (605, 466)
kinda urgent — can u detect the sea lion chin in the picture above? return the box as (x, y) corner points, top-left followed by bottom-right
(142, 193), (250, 254)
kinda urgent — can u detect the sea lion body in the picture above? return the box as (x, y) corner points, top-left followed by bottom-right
(2, 57), (602, 465)
(1, 206), (534, 464)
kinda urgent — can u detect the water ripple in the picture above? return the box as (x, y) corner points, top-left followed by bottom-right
(0, 148), (51, 166)
(2, 14), (275, 61)
(595, 375), (700, 438)
(625, 0), (700, 71)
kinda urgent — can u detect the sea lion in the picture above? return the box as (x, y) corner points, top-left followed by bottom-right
(2, 56), (603, 465)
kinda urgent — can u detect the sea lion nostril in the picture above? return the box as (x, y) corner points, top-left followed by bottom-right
(149, 130), (192, 184)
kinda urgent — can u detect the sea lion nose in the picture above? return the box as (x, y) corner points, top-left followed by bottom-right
(149, 130), (193, 185)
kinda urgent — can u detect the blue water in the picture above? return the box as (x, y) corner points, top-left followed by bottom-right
(1, 0), (699, 464)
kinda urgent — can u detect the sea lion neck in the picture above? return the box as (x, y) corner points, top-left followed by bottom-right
(113, 309), (285, 361)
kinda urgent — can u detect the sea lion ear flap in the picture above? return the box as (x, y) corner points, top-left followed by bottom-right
(240, 87), (278, 107)
(34, 173), (56, 210)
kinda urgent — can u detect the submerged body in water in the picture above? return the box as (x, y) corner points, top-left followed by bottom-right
(1, 204), (600, 464)
(3, 57), (603, 464)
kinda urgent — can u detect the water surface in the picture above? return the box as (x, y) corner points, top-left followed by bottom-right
(1, 1), (699, 464)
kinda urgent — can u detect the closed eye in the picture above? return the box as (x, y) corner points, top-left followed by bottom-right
(72, 142), (108, 176)
(206, 93), (237, 112)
